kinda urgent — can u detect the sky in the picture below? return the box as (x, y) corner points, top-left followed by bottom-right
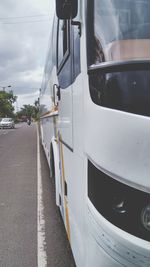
(0, 0), (55, 111)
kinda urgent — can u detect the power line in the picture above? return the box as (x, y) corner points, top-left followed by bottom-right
(13, 87), (41, 90)
(0, 14), (49, 20)
(2, 20), (50, 24)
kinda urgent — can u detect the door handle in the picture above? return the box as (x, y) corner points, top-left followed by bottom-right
(53, 84), (61, 105)
(56, 85), (61, 101)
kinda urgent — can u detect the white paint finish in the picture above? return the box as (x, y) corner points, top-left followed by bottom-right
(86, 232), (123, 267)
(37, 126), (47, 267)
(41, 116), (55, 166)
(85, 98), (150, 192)
(39, 1), (150, 266)
(58, 85), (73, 149)
(51, 137), (60, 206)
(72, 74), (84, 155)
(86, 200), (150, 267)
(62, 145), (86, 267)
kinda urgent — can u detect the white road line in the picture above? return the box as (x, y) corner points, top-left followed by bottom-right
(2, 131), (9, 135)
(0, 130), (14, 135)
(37, 126), (47, 267)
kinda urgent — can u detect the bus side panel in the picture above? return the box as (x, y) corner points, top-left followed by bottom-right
(59, 142), (86, 267)
(40, 116), (55, 166)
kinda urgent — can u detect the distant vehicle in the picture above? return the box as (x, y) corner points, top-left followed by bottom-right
(0, 118), (15, 129)
(27, 118), (31, 125)
(21, 116), (28, 122)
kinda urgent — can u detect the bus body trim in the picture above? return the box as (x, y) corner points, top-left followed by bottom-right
(59, 137), (73, 152)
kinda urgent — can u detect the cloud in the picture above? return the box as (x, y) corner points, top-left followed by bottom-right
(0, 0), (54, 105)
(16, 90), (40, 111)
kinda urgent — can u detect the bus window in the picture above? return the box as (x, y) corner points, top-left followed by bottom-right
(89, 68), (150, 116)
(87, 0), (150, 65)
(57, 19), (70, 73)
(87, 0), (150, 117)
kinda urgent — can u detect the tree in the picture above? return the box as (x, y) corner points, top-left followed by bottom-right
(17, 102), (39, 121)
(0, 91), (17, 117)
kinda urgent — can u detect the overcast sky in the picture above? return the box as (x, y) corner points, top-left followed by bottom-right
(0, 0), (55, 110)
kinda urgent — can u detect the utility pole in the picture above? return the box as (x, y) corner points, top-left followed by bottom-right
(0, 85), (11, 91)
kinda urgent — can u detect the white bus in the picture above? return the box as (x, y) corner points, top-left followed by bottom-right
(40, 1), (150, 266)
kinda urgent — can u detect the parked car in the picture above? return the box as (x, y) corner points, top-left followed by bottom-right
(0, 118), (15, 129)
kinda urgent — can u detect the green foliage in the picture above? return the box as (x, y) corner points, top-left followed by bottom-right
(0, 91), (17, 117)
(17, 101), (39, 121)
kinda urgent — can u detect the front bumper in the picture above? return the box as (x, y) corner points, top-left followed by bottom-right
(87, 199), (150, 267)
(0, 124), (14, 128)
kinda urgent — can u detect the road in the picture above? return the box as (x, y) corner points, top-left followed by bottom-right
(0, 123), (76, 267)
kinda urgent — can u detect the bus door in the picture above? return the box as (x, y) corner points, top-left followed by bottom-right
(56, 19), (74, 151)
(54, 18), (74, 238)
(54, 15), (81, 238)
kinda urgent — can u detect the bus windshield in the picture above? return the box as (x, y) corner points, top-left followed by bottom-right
(89, 0), (150, 65)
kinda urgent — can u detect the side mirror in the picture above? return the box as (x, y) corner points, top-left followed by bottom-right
(55, 0), (78, 19)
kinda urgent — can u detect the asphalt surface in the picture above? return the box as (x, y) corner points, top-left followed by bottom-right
(0, 123), (76, 267)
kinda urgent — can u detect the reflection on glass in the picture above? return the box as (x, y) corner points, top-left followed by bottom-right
(89, 70), (150, 116)
(91, 0), (150, 64)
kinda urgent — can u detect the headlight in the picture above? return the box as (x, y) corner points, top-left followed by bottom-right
(141, 204), (150, 231)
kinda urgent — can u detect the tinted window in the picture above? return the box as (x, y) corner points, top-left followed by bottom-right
(87, 0), (150, 65)
(89, 69), (150, 116)
(57, 20), (70, 72)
